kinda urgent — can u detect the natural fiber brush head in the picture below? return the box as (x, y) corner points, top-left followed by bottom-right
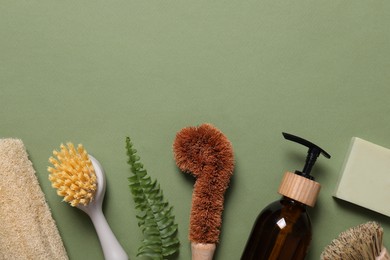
(321, 221), (387, 260)
(48, 143), (97, 207)
(173, 123), (234, 179)
(173, 123), (235, 244)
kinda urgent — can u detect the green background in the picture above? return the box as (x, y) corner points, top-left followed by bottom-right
(1, 1), (390, 259)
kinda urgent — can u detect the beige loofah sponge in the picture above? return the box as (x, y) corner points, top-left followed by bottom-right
(0, 138), (68, 260)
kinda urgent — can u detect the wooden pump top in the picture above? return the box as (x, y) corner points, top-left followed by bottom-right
(278, 171), (321, 207)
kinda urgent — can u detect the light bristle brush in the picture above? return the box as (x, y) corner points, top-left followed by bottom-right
(321, 221), (389, 260)
(48, 143), (128, 260)
(173, 123), (235, 260)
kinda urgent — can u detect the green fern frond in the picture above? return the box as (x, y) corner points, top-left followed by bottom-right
(126, 137), (180, 259)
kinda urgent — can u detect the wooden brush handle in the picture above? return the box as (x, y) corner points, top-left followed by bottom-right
(377, 247), (390, 260)
(191, 243), (216, 260)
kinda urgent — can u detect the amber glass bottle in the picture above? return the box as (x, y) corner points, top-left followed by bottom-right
(241, 133), (331, 260)
(241, 196), (311, 260)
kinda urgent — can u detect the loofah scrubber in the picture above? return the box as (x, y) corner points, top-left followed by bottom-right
(0, 138), (68, 260)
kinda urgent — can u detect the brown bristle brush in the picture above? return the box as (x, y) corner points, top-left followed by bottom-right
(173, 123), (235, 260)
(321, 221), (389, 260)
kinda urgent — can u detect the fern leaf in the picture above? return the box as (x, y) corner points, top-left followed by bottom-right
(126, 137), (180, 259)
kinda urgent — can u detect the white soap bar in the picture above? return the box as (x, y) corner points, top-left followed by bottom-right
(334, 137), (390, 217)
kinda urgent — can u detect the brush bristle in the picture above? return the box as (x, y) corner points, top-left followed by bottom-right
(173, 123), (234, 244)
(173, 123), (234, 178)
(48, 143), (97, 207)
(321, 221), (385, 260)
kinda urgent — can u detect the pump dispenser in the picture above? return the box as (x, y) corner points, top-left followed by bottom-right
(241, 132), (331, 260)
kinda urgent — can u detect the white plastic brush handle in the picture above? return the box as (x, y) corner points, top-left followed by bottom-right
(89, 207), (128, 260)
(77, 156), (128, 260)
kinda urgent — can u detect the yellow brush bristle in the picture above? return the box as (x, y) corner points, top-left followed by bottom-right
(48, 143), (97, 207)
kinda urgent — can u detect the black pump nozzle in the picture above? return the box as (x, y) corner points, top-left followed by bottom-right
(283, 132), (331, 180)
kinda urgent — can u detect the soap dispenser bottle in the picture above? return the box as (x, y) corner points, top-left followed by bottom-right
(241, 132), (331, 260)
